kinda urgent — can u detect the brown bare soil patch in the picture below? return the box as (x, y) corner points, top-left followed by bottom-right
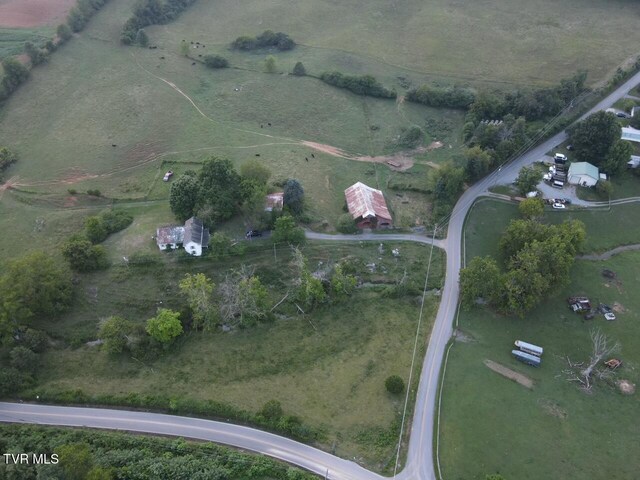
(484, 359), (534, 389)
(301, 140), (418, 171)
(0, 0), (76, 28)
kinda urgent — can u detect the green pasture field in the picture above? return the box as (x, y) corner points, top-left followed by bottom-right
(439, 199), (640, 480)
(151, 0), (640, 87)
(24, 240), (444, 471)
(0, 27), (51, 60)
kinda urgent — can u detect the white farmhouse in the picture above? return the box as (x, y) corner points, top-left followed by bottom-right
(156, 217), (209, 256)
(183, 217), (210, 257)
(567, 162), (599, 187)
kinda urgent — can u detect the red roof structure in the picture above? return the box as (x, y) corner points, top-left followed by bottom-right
(344, 182), (392, 229)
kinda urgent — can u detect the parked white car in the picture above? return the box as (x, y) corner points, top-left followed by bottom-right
(552, 202), (566, 209)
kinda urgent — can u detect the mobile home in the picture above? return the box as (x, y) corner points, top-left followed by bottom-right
(514, 340), (543, 357)
(512, 350), (542, 367)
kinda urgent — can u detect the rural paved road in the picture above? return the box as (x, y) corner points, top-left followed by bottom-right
(3, 69), (640, 480)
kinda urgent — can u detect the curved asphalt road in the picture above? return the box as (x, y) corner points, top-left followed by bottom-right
(3, 70), (640, 480)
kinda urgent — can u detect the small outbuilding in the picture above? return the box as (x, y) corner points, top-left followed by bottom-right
(567, 162), (599, 187)
(621, 127), (640, 143)
(344, 182), (393, 229)
(264, 192), (284, 211)
(156, 216), (209, 256)
(628, 155), (640, 169)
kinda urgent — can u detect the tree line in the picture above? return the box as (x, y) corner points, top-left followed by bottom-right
(121, 0), (197, 45)
(231, 30), (296, 51)
(319, 71), (396, 99)
(460, 199), (586, 317)
(406, 84), (476, 109)
(0, 424), (316, 479)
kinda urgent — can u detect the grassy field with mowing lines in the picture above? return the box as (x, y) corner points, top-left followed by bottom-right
(25, 241), (444, 472)
(439, 199), (640, 480)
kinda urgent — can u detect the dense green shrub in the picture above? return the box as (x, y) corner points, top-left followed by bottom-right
(62, 238), (109, 272)
(1, 58), (29, 98)
(336, 213), (357, 233)
(203, 54), (229, 68)
(406, 84), (476, 109)
(319, 71), (396, 98)
(292, 61), (306, 76)
(385, 375), (405, 394)
(231, 30), (295, 51)
(10, 346), (39, 373)
(396, 126), (424, 148)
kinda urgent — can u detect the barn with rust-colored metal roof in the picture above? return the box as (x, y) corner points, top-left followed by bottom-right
(344, 182), (392, 229)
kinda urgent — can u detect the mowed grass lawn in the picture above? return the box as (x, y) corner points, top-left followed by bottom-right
(465, 198), (640, 256)
(439, 199), (640, 480)
(28, 241), (444, 470)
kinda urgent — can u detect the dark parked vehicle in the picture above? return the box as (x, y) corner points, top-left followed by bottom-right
(245, 230), (263, 238)
(616, 112), (628, 118)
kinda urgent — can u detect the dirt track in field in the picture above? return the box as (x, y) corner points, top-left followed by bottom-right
(484, 359), (534, 389)
(0, 0), (76, 28)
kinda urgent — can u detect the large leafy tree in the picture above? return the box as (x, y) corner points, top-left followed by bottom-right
(99, 316), (135, 354)
(169, 172), (199, 221)
(272, 215), (305, 245)
(240, 160), (271, 185)
(0, 252), (73, 337)
(62, 238), (109, 272)
(146, 309), (183, 344)
(283, 179), (304, 215)
(518, 197), (544, 219)
(459, 256), (502, 308)
(514, 165), (542, 196)
(1, 58), (29, 97)
(179, 273), (216, 331)
(604, 140), (633, 175)
(568, 111), (621, 167)
(463, 146), (493, 182)
(196, 157), (243, 224)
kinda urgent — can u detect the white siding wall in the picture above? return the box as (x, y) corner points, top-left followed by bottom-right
(184, 241), (203, 257)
